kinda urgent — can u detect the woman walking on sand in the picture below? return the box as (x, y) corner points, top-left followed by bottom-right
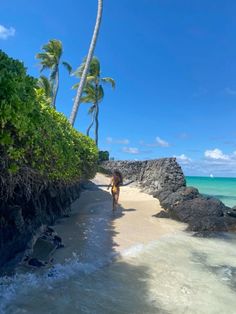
(107, 170), (123, 211)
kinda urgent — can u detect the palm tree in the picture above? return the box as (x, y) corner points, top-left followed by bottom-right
(36, 39), (72, 109)
(72, 57), (115, 146)
(37, 75), (52, 100)
(77, 84), (97, 137)
(79, 83), (104, 138)
(69, 0), (103, 126)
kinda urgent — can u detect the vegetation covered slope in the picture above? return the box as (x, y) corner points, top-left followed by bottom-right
(0, 50), (98, 202)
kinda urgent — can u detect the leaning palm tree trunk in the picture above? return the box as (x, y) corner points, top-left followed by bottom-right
(69, 0), (103, 126)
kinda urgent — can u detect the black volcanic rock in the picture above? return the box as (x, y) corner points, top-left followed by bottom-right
(101, 158), (186, 194)
(157, 186), (200, 210)
(169, 197), (225, 222)
(0, 183), (82, 269)
(187, 216), (228, 232)
(28, 258), (45, 267)
(226, 207), (236, 218)
(154, 211), (170, 218)
(159, 191), (235, 232)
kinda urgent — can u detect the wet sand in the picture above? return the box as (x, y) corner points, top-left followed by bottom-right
(52, 173), (186, 264)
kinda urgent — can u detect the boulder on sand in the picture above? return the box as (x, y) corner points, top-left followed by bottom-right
(156, 187), (235, 233)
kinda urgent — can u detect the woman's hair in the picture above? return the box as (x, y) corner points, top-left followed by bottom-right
(113, 170), (123, 185)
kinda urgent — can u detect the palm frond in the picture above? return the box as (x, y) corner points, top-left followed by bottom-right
(39, 64), (50, 73)
(72, 56), (87, 77)
(86, 75), (96, 83)
(101, 77), (115, 89)
(36, 39), (63, 73)
(36, 53), (54, 71)
(62, 61), (72, 74)
(35, 52), (49, 61)
(50, 65), (58, 82)
(42, 39), (62, 60)
(73, 56), (100, 78)
(89, 56), (100, 76)
(72, 82), (80, 90)
(71, 67), (83, 78)
(83, 83), (104, 103)
(80, 95), (93, 103)
(37, 75), (52, 98)
(85, 83), (95, 93)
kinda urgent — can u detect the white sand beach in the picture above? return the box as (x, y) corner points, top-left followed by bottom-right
(52, 173), (186, 263)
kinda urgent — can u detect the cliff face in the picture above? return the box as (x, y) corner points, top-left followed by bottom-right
(101, 158), (236, 234)
(0, 183), (81, 269)
(101, 158), (186, 195)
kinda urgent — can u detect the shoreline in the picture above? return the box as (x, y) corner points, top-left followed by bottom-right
(51, 173), (186, 265)
(3, 178), (236, 314)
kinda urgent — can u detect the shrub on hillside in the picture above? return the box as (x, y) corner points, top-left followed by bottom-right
(0, 50), (98, 200)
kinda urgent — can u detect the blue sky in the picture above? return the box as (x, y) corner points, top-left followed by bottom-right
(1, 0), (236, 177)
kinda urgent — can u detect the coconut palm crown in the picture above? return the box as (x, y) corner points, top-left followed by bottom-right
(36, 39), (72, 109)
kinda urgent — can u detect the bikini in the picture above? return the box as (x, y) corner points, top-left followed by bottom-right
(111, 176), (120, 194)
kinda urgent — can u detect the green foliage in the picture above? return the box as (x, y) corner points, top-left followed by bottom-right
(99, 150), (109, 162)
(0, 50), (98, 198)
(37, 75), (52, 101)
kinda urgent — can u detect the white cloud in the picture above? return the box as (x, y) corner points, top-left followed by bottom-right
(122, 147), (140, 154)
(174, 149), (236, 177)
(175, 154), (192, 163)
(140, 136), (170, 147)
(106, 137), (129, 145)
(0, 25), (15, 39)
(156, 136), (169, 147)
(204, 148), (229, 160)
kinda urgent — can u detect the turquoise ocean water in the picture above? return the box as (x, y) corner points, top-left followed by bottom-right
(186, 176), (236, 208)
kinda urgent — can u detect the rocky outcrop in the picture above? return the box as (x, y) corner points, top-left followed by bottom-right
(155, 185), (236, 233)
(0, 183), (81, 271)
(21, 226), (64, 269)
(101, 159), (236, 234)
(101, 158), (185, 195)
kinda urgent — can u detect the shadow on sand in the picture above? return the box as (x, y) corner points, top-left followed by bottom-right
(60, 181), (166, 313)
(4, 180), (167, 313)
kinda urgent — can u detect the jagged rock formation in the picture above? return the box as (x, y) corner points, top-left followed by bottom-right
(156, 187), (236, 233)
(101, 158), (236, 234)
(101, 158), (185, 195)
